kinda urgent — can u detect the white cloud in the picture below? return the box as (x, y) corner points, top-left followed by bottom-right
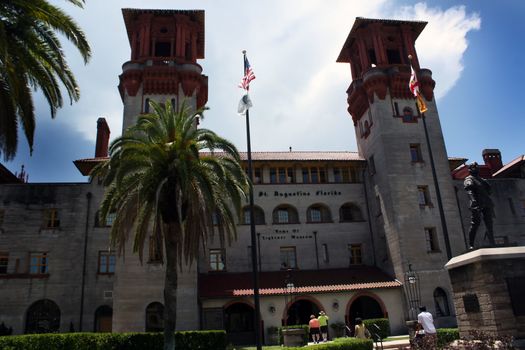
(394, 3), (481, 99)
(43, 0), (481, 156)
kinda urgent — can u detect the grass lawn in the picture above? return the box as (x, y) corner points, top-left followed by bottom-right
(233, 347), (283, 350)
(382, 335), (410, 342)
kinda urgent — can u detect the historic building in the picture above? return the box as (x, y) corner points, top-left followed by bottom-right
(1, 9), (524, 345)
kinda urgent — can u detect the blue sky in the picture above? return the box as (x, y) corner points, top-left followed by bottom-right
(4, 0), (525, 183)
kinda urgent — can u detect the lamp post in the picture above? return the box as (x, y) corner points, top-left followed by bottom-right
(404, 264), (421, 340)
(284, 269), (295, 325)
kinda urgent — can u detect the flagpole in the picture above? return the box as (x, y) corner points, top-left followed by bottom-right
(409, 56), (452, 260)
(242, 50), (262, 350)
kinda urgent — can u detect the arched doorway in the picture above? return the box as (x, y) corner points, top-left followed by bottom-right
(145, 302), (164, 332)
(224, 302), (255, 345)
(25, 299), (61, 334)
(347, 295), (385, 326)
(286, 299), (320, 326)
(94, 305), (113, 332)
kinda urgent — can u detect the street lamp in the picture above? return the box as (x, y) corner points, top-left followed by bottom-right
(284, 269), (295, 325)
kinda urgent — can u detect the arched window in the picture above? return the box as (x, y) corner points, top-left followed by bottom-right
(144, 98), (150, 113)
(25, 299), (61, 334)
(307, 204), (332, 223)
(272, 205), (299, 224)
(433, 288), (450, 317)
(145, 302), (164, 332)
(339, 203), (364, 222)
(241, 206), (265, 225)
(94, 305), (113, 332)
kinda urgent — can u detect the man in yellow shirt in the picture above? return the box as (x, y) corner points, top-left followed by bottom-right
(318, 310), (330, 342)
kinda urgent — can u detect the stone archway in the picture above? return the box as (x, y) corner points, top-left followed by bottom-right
(25, 299), (61, 334)
(285, 298), (321, 326)
(224, 302), (255, 345)
(346, 293), (386, 328)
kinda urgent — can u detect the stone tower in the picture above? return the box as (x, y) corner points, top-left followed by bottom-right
(337, 18), (465, 324)
(118, 8), (208, 132)
(112, 9), (207, 332)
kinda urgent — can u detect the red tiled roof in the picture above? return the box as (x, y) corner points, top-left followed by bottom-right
(492, 155), (525, 178)
(199, 266), (401, 298)
(237, 151), (363, 161)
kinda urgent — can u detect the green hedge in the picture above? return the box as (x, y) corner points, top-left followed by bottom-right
(362, 318), (389, 340)
(286, 337), (372, 350)
(0, 330), (227, 350)
(436, 328), (459, 348)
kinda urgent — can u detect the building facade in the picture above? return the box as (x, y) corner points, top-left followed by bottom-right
(1, 9), (524, 345)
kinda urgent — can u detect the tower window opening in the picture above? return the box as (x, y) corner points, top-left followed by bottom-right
(155, 42), (171, 57)
(387, 49), (402, 64)
(368, 49), (377, 65)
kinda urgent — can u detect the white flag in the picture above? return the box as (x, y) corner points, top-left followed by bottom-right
(237, 94), (253, 116)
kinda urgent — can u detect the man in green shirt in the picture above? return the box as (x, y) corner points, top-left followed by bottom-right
(318, 310), (330, 342)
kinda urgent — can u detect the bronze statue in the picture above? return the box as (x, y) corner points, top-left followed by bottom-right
(464, 162), (496, 249)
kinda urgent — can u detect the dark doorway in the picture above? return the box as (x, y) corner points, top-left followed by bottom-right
(25, 299), (61, 334)
(286, 299), (320, 326)
(94, 305), (113, 332)
(145, 302), (164, 332)
(348, 295), (384, 326)
(224, 303), (255, 345)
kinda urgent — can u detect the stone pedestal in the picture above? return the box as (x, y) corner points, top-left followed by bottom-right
(445, 247), (525, 341)
(282, 328), (306, 347)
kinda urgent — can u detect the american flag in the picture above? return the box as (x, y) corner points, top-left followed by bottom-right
(239, 54), (256, 90)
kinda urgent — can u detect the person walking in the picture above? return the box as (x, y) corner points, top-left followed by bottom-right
(309, 314), (321, 344)
(318, 310), (330, 342)
(417, 306), (437, 347)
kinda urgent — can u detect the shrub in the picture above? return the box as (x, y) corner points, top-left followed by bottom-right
(0, 330), (227, 350)
(362, 318), (389, 340)
(437, 328), (459, 348)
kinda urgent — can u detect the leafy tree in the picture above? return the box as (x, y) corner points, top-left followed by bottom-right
(0, 0), (91, 160)
(93, 101), (248, 350)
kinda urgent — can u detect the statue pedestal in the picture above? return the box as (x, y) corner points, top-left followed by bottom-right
(445, 247), (525, 343)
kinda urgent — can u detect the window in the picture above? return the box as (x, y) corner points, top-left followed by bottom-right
(145, 302), (164, 332)
(402, 107), (416, 122)
(333, 168), (342, 183)
(98, 251), (116, 274)
(242, 206), (265, 225)
(272, 205), (299, 224)
(268, 167), (294, 184)
(29, 252), (48, 274)
(0, 209), (4, 227)
(43, 209), (60, 228)
(148, 235), (163, 263)
(387, 49), (401, 64)
(375, 195), (382, 217)
(340, 203), (364, 222)
(302, 167), (327, 184)
(418, 186), (431, 206)
(307, 204), (332, 223)
(105, 212), (116, 227)
(433, 288), (450, 317)
(425, 227), (440, 252)
(144, 98), (150, 113)
(322, 244), (329, 263)
(154, 42), (171, 57)
(521, 200), (525, 216)
(0, 252), (8, 274)
(410, 144), (423, 162)
(348, 244), (362, 265)
(209, 249), (225, 271)
(280, 247), (297, 269)
(333, 167), (361, 183)
(368, 156), (376, 175)
(254, 168), (262, 184)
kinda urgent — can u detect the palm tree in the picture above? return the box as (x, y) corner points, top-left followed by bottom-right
(93, 101), (249, 350)
(0, 0), (91, 160)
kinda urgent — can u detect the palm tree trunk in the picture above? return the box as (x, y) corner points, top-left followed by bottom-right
(163, 224), (178, 350)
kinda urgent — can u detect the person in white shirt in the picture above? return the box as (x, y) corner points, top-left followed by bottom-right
(417, 306), (437, 346)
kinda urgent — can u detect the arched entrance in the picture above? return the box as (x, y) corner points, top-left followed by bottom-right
(347, 294), (385, 326)
(25, 299), (61, 334)
(94, 305), (113, 332)
(224, 302), (255, 345)
(145, 302), (164, 332)
(286, 299), (320, 326)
